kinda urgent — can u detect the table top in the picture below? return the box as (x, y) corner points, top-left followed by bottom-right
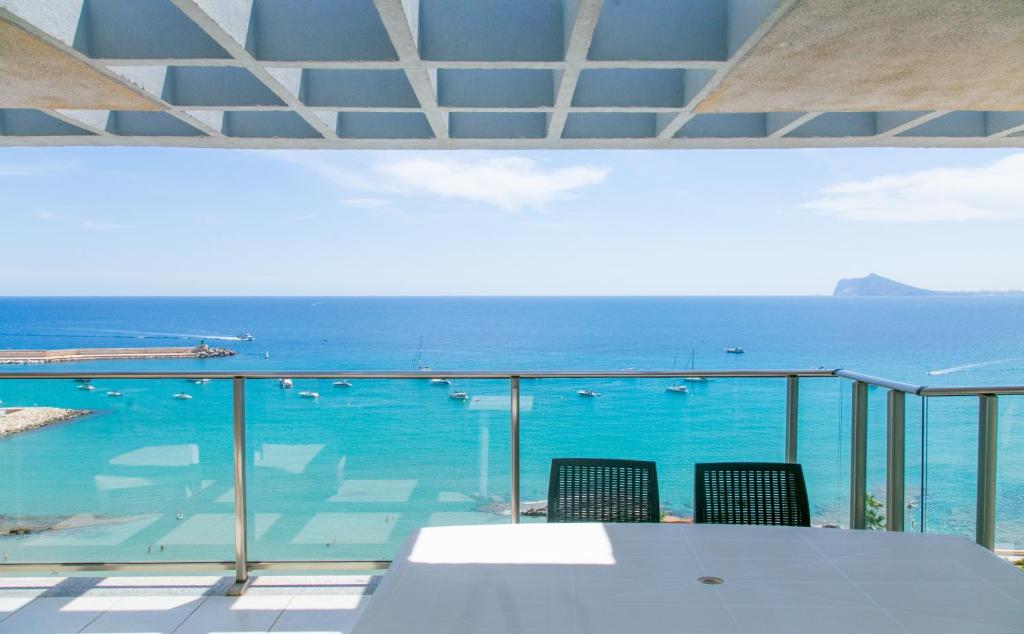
(352, 523), (1024, 633)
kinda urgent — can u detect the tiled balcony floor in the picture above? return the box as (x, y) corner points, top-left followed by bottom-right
(0, 575), (376, 633)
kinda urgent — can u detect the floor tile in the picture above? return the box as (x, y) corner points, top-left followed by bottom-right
(0, 596), (119, 634)
(81, 596), (204, 633)
(271, 595), (368, 633)
(0, 598), (33, 623)
(172, 595), (290, 634)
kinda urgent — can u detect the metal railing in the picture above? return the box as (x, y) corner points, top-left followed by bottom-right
(1, 367), (1022, 586)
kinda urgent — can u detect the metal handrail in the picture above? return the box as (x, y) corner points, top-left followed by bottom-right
(0, 369), (837, 379)
(2, 367), (1021, 395)
(1, 366), (1021, 584)
(833, 370), (924, 394)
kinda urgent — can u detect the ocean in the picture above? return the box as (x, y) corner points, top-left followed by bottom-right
(1, 296), (1023, 564)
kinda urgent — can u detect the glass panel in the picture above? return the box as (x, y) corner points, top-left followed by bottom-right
(244, 377), (510, 561)
(520, 377), (791, 523)
(797, 377), (846, 527)
(997, 395), (1024, 552)
(864, 384), (888, 530)
(904, 394), (926, 532)
(0, 377), (233, 563)
(922, 396), (979, 539)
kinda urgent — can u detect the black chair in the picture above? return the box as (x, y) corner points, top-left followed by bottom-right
(694, 462), (810, 527)
(547, 458), (660, 523)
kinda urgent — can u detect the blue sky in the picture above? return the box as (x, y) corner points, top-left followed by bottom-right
(1, 146), (1022, 295)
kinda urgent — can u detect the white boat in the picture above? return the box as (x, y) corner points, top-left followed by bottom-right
(238, 333), (255, 341)
(264, 352), (270, 359)
(725, 347), (745, 354)
(413, 336), (433, 373)
(682, 348), (709, 382)
(665, 384), (689, 393)
(173, 393), (192, 400)
(577, 389), (601, 397)
(78, 384), (96, 391)
(333, 380), (352, 388)
(188, 378), (211, 384)
(298, 391), (319, 399)
(280, 378), (293, 389)
(448, 391), (469, 400)
(430, 378), (452, 386)
(106, 391), (123, 397)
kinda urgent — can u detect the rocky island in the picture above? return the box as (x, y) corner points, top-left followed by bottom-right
(834, 274), (1023, 297)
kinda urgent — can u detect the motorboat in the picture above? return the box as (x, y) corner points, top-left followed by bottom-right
(298, 391), (319, 399)
(333, 380), (352, 388)
(78, 384), (95, 391)
(448, 391), (469, 400)
(280, 378), (293, 389)
(665, 384), (689, 393)
(188, 378), (211, 384)
(238, 333), (255, 341)
(430, 378), (452, 386)
(173, 393), (192, 400)
(106, 391), (123, 397)
(74, 378), (91, 384)
(577, 389), (601, 397)
(725, 347), (745, 354)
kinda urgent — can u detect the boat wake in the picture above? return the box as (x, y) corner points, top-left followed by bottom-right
(928, 358), (1019, 376)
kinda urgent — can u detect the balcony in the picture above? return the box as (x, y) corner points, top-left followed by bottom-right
(1, 368), (1022, 631)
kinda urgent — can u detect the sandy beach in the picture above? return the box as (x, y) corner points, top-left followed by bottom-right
(0, 407), (90, 437)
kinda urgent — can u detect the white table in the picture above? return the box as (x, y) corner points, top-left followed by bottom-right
(352, 523), (1024, 633)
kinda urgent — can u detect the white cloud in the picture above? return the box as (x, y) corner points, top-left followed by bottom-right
(31, 210), (127, 230)
(374, 157), (609, 211)
(342, 197), (391, 208)
(0, 161), (70, 177)
(271, 152), (609, 211)
(802, 153), (1024, 222)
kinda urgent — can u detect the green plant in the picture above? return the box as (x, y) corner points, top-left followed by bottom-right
(866, 493), (885, 530)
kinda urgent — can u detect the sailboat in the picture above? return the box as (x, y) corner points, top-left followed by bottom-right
(448, 380), (469, 400)
(665, 354), (689, 393)
(683, 348), (709, 383)
(412, 336), (432, 372)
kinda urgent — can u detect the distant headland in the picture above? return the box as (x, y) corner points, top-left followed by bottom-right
(834, 274), (1024, 297)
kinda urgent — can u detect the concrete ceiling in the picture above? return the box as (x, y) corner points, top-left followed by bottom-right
(2, 0), (1024, 148)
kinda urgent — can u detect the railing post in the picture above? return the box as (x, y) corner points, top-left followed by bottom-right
(886, 390), (905, 531)
(785, 375), (799, 463)
(976, 394), (998, 550)
(510, 376), (521, 524)
(228, 377), (249, 595)
(850, 381), (868, 529)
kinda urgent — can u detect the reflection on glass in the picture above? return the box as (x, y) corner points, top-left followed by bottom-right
(245, 378), (511, 561)
(0, 379), (233, 563)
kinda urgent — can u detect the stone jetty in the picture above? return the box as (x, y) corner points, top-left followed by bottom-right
(0, 343), (235, 365)
(0, 407), (90, 437)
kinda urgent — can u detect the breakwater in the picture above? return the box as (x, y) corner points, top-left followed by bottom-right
(0, 344), (234, 364)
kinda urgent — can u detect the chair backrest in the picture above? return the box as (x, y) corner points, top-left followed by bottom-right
(547, 458), (660, 523)
(694, 462), (810, 527)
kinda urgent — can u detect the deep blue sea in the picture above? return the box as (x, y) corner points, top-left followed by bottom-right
(1, 296), (1023, 564)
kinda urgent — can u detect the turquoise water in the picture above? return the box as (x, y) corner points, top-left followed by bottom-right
(1, 296), (1023, 563)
